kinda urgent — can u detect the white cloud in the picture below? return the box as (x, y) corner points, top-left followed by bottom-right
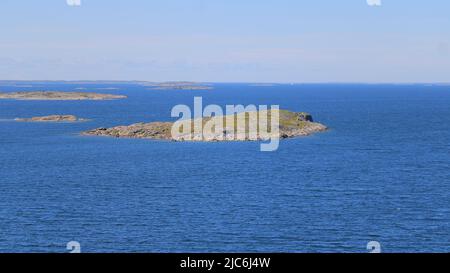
(67, 0), (81, 6)
(367, 0), (382, 6)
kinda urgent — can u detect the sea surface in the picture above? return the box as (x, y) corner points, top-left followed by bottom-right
(0, 83), (449, 253)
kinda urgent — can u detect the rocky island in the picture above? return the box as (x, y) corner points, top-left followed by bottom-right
(83, 110), (327, 141)
(15, 115), (88, 122)
(0, 91), (126, 100)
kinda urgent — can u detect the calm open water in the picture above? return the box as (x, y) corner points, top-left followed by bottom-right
(0, 83), (449, 253)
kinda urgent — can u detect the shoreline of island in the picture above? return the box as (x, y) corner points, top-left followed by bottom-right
(82, 110), (328, 142)
(0, 91), (127, 101)
(14, 115), (88, 123)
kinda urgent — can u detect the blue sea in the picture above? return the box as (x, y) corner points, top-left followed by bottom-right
(0, 83), (449, 253)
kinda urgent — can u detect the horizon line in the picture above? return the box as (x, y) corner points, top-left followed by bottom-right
(1, 80), (450, 85)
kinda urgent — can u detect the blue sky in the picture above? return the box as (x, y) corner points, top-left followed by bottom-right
(0, 0), (449, 82)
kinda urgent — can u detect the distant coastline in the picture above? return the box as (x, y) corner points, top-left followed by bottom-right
(142, 82), (214, 91)
(2, 81), (450, 86)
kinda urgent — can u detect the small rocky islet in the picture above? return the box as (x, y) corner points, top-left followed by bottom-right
(14, 115), (87, 122)
(0, 91), (126, 100)
(83, 110), (327, 142)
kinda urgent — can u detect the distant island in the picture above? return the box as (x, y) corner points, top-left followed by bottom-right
(0, 81), (214, 90)
(143, 82), (214, 91)
(83, 110), (327, 141)
(15, 115), (88, 122)
(0, 91), (127, 100)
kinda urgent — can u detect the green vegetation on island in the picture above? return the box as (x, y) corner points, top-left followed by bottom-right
(83, 109), (327, 141)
